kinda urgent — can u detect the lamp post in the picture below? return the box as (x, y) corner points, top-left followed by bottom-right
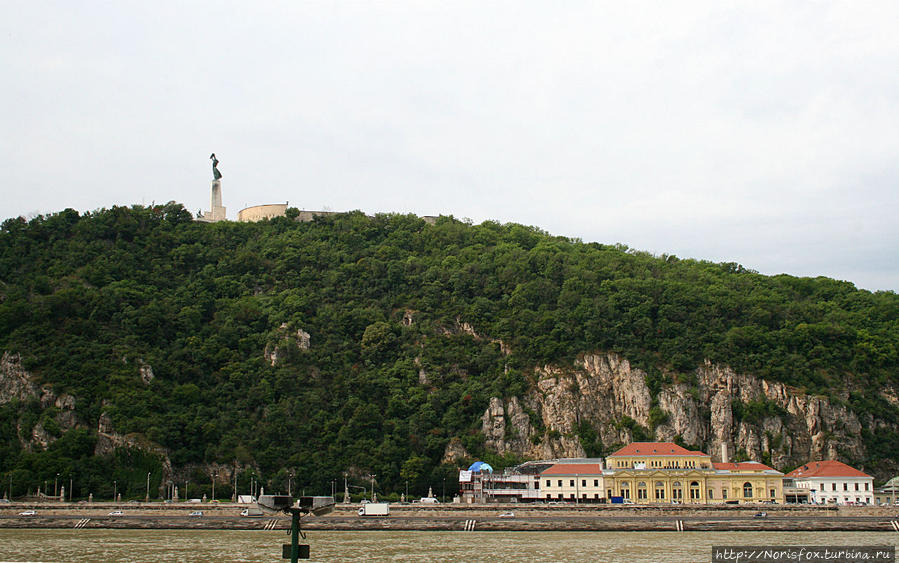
(69, 476), (73, 502)
(114, 480), (117, 502)
(368, 474), (376, 502)
(145, 472), (151, 503)
(288, 473), (293, 497)
(55, 473), (59, 498)
(186, 480), (189, 501)
(442, 477), (446, 503)
(212, 472), (217, 503)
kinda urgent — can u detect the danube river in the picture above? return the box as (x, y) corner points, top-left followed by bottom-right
(0, 530), (896, 562)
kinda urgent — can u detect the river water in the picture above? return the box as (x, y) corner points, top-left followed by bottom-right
(0, 530), (895, 562)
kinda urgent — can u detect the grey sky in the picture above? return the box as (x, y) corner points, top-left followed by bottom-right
(3, 2), (898, 291)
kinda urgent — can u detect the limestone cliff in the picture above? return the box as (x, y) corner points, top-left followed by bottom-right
(480, 352), (879, 472)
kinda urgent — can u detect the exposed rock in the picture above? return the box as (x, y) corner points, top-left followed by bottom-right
(482, 396), (537, 456)
(441, 437), (469, 464)
(402, 310), (415, 327)
(264, 323), (311, 366)
(477, 352), (873, 472)
(441, 319), (511, 355)
(139, 361), (154, 385)
(0, 352), (40, 404)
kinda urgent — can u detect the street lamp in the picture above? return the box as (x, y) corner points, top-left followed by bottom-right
(368, 474), (376, 502)
(442, 477), (446, 503)
(114, 480), (117, 502)
(212, 472), (217, 503)
(146, 472), (151, 503)
(69, 475), (73, 502)
(55, 473), (59, 498)
(186, 480), (189, 501)
(288, 472), (293, 497)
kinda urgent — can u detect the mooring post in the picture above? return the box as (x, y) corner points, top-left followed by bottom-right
(290, 508), (300, 563)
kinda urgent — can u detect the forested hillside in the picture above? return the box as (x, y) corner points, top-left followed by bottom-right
(1, 204), (897, 500)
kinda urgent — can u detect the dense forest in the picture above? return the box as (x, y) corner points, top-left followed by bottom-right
(0, 204), (897, 500)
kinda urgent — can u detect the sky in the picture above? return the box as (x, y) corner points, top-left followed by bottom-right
(2, 2), (898, 291)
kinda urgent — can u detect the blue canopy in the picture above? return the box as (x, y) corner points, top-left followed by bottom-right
(468, 461), (493, 473)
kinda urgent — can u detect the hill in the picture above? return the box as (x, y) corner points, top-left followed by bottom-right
(0, 203), (897, 500)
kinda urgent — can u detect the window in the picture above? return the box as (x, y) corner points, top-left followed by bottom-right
(546, 494), (551, 499)
(582, 480), (586, 487)
(770, 489), (776, 498)
(854, 483), (859, 491)
(820, 484), (824, 491)
(535, 481), (539, 489)
(569, 494), (575, 499)
(582, 494), (587, 499)
(558, 494), (563, 499)
(743, 483), (753, 498)
(843, 483), (848, 491)
(865, 483), (869, 491)
(558, 480), (563, 488)
(722, 489), (728, 499)
(832, 483), (836, 491)
(708, 489), (714, 500)
(594, 480), (598, 487)
(570, 480), (575, 487)
(655, 482), (665, 500)
(546, 480), (550, 488)
(594, 494), (599, 499)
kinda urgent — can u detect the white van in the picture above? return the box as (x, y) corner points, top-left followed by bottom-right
(419, 497), (439, 504)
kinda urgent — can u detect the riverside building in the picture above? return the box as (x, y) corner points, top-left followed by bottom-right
(785, 460), (874, 505)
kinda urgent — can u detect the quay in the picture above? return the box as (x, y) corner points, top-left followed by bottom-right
(2, 502), (899, 533)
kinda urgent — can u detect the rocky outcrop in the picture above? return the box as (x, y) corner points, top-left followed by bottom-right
(441, 437), (470, 464)
(2, 351), (81, 450)
(0, 352), (41, 404)
(479, 352), (875, 471)
(264, 323), (311, 366)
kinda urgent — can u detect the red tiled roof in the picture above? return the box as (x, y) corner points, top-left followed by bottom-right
(785, 460), (871, 479)
(608, 442), (709, 457)
(540, 463), (603, 476)
(713, 461), (775, 471)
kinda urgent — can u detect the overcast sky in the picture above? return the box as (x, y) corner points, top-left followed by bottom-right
(3, 2), (898, 291)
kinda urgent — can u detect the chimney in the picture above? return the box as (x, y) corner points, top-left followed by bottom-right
(721, 442), (729, 464)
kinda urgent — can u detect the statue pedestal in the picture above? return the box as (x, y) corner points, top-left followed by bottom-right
(201, 180), (227, 222)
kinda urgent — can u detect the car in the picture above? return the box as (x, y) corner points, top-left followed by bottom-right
(18, 510), (37, 516)
(498, 511), (515, 518)
(189, 510), (203, 517)
(108, 511), (125, 516)
(360, 499), (370, 504)
(753, 511), (768, 518)
(0, 499), (10, 504)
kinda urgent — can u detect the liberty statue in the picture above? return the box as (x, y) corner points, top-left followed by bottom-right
(210, 153), (222, 180)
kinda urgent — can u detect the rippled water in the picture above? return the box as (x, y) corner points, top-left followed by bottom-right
(0, 529), (895, 562)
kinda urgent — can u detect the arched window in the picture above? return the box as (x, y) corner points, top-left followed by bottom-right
(672, 481), (683, 500)
(654, 481), (665, 500)
(743, 482), (753, 498)
(637, 481), (647, 500)
(690, 481), (701, 499)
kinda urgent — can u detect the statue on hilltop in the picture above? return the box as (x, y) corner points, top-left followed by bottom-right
(210, 153), (222, 180)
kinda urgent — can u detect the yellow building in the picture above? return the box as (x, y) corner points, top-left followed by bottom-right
(603, 442), (784, 504)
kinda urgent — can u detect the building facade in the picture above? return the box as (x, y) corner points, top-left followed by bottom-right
(540, 463), (605, 502)
(786, 460), (874, 505)
(601, 443), (783, 504)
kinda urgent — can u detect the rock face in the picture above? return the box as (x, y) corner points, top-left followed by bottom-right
(480, 353), (875, 471)
(264, 323), (311, 366)
(1, 351), (81, 450)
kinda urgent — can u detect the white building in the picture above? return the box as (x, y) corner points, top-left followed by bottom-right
(785, 460), (873, 505)
(540, 462), (605, 502)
